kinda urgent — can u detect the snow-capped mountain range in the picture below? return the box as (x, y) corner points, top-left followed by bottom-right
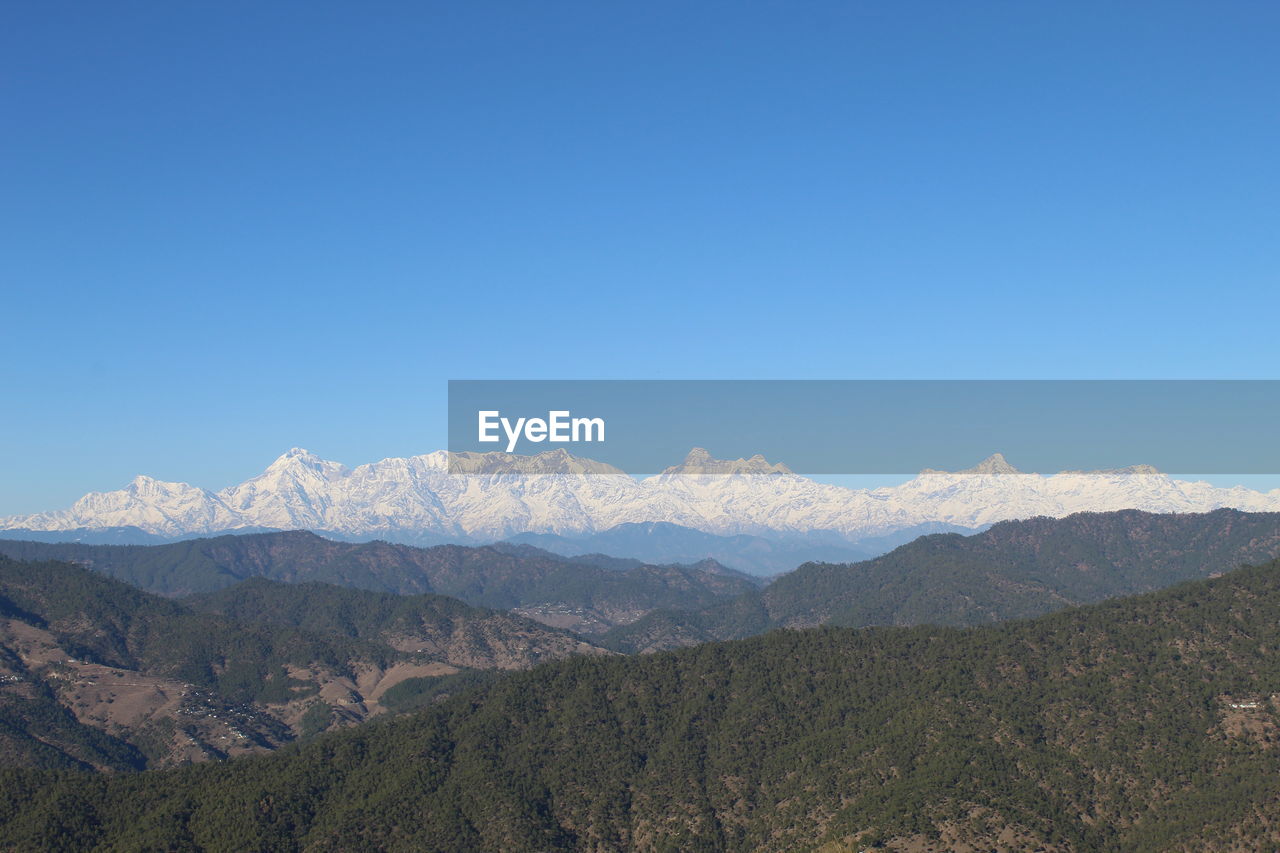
(5, 447), (1280, 544)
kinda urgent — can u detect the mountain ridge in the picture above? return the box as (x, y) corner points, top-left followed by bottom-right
(0, 532), (758, 635)
(605, 507), (1280, 652)
(6, 448), (1280, 551)
(10, 554), (1280, 849)
(0, 555), (608, 770)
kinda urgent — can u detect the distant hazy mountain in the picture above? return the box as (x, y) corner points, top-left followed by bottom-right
(0, 532), (757, 635)
(5, 447), (1279, 557)
(0, 526), (174, 545)
(606, 508), (1280, 652)
(0, 525), (287, 546)
(503, 521), (878, 576)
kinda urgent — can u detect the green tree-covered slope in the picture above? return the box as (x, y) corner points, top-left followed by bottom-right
(7, 557), (1280, 850)
(0, 533), (757, 634)
(608, 508), (1280, 651)
(184, 578), (605, 669)
(0, 558), (604, 770)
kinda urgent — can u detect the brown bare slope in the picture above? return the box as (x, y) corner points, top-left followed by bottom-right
(0, 557), (606, 770)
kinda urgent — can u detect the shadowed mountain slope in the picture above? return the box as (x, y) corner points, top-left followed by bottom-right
(607, 508), (1280, 651)
(0, 532), (758, 635)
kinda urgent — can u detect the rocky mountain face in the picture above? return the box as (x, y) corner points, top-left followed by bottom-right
(5, 447), (1280, 549)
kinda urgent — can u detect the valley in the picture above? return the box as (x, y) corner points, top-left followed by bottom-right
(5, 506), (1280, 780)
(8, 550), (1280, 848)
(0, 555), (611, 771)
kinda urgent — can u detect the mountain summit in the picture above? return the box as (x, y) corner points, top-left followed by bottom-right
(265, 447), (343, 472)
(920, 452), (1024, 476)
(447, 448), (626, 476)
(960, 453), (1022, 475)
(659, 448), (793, 477)
(4, 449), (1279, 543)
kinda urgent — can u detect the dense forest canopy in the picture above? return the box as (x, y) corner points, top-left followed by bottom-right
(5, 556), (1280, 850)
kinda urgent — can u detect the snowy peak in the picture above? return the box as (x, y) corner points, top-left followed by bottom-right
(0, 472), (238, 538)
(118, 475), (220, 505)
(921, 453), (1167, 478)
(127, 474), (168, 493)
(961, 453), (1022, 476)
(4, 447), (1280, 543)
(216, 448), (352, 530)
(1114, 464), (1161, 476)
(660, 448), (793, 477)
(1064, 464), (1164, 477)
(264, 447), (349, 478)
(920, 453), (1024, 476)
(447, 448), (627, 476)
(268, 447), (317, 469)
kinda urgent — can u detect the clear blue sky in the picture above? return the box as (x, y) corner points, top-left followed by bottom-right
(3, 1), (1279, 514)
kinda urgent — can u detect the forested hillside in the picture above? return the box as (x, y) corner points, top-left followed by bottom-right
(608, 508), (1280, 651)
(6, 557), (1280, 849)
(184, 578), (604, 669)
(0, 558), (604, 770)
(0, 532), (756, 634)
